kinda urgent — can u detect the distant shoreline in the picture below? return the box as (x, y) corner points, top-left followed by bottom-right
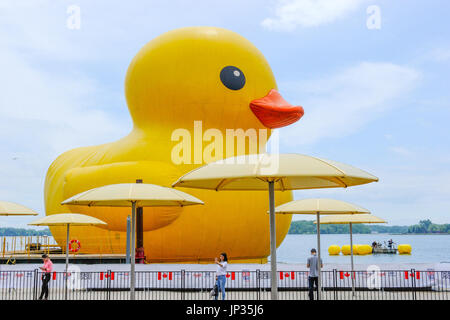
(288, 219), (450, 235)
(389, 233), (450, 235)
(287, 233), (450, 235)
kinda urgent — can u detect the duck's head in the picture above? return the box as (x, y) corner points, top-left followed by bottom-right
(125, 27), (303, 132)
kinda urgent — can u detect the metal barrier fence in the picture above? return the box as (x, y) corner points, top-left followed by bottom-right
(0, 269), (449, 300)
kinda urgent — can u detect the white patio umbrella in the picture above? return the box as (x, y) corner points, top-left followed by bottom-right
(28, 213), (107, 299)
(0, 201), (38, 216)
(275, 198), (370, 300)
(61, 183), (204, 300)
(0, 201), (38, 260)
(172, 153), (378, 299)
(316, 213), (386, 296)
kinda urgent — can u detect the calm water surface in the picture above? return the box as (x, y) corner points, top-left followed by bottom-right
(277, 234), (450, 264)
(3, 234), (450, 265)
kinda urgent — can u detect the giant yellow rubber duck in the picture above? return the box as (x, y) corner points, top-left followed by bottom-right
(45, 27), (304, 263)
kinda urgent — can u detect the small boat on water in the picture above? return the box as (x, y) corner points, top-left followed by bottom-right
(371, 240), (401, 254)
(372, 247), (398, 254)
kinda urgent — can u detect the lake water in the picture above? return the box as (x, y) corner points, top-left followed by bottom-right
(3, 234), (450, 265)
(277, 234), (450, 264)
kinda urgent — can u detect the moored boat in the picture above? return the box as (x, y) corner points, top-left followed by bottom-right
(372, 247), (398, 254)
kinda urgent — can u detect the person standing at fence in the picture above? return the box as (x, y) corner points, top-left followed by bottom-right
(307, 248), (323, 300)
(214, 253), (228, 300)
(38, 254), (53, 300)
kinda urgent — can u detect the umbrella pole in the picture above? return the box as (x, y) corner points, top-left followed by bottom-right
(268, 181), (277, 300)
(65, 224), (70, 300)
(350, 223), (355, 298)
(130, 201), (136, 300)
(126, 215), (131, 264)
(316, 212), (321, 301)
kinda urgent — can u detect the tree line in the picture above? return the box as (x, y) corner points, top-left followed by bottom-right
(407, 219), (450, 234)
(2, 219), (449, 236)
(0, 227), (52, 236)
(288, 219), (449, 234)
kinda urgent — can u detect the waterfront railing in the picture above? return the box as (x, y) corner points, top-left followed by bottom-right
(0, 269), (448, 300)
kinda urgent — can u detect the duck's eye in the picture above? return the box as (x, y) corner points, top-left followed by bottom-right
(220, 66), (245, 90)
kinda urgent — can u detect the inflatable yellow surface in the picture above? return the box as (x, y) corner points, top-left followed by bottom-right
(328, 245), (341, 255)
(341, 245), (358, 255)
(356, 244), (372, 255)
(44, 27), (304, 263)
(398, 244), (412, 254)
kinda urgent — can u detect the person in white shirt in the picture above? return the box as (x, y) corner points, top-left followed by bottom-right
(214, 253), (228, 300)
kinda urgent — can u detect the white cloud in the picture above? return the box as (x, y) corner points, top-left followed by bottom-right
(428, 47), (450, 62)
(291, 163), (450, 225)
(0, 3), (130, 226)
(0, 48), (129, 226)
(262, 0), (367, 31)
(389, 146), (413, 157)
(0, 49), (127, 151)
(280, 62), (420, 146)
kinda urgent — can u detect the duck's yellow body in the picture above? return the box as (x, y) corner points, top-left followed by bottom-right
(45, 27), (298, 263)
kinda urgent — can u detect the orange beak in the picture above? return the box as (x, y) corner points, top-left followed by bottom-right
(249, 89), (304, 129)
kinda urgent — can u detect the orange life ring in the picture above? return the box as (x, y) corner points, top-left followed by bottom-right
(69, 239), (81, 252)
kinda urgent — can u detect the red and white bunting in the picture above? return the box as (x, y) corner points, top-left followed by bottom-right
(279, 272), (295, 280)
(226, 272), (235, 280)
(157, 272), (173, 280)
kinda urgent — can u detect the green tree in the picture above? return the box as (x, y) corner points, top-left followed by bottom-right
(419, 219), (432, 232)
(0, 227), (51, 236)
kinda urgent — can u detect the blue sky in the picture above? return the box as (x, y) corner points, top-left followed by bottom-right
(0, 0), (449, 227)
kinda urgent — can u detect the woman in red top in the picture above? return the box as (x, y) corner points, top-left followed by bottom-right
(39, 254), (53, 300)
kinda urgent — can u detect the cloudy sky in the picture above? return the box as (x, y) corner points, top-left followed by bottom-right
(0, 0), (449, 227)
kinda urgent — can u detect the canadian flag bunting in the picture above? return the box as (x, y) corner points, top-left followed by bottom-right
(157, 272), (173, 280)
(404, 271), (420, 280)
(340, 271), (351, 279)
(279, 272), (295, 280)
(100, 272), (115, 280)
(226, 272), (236, 280)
